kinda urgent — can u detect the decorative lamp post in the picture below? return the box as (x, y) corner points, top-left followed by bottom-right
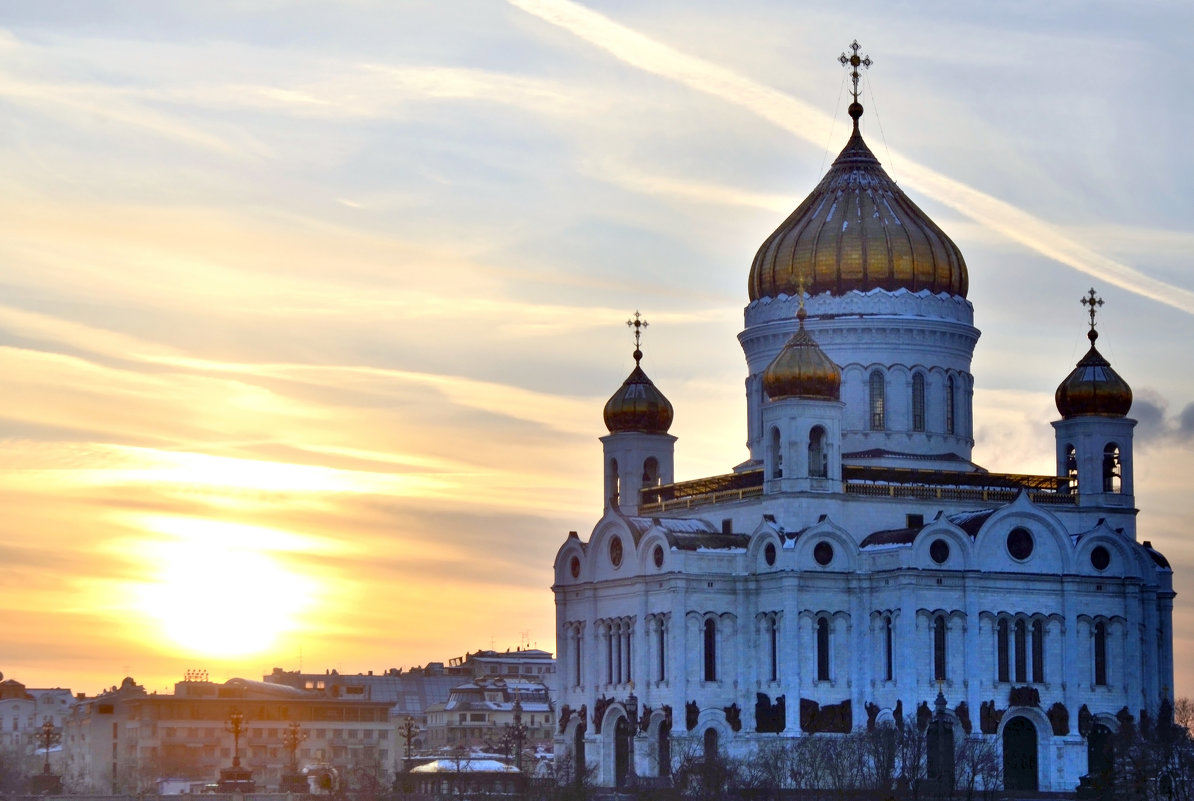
(508, 697), (528, 773)
(218, 707), (255, 793)
(29, 718), (62, 794)
(400, 716), (418, 771)
(280, 721), (309, 793)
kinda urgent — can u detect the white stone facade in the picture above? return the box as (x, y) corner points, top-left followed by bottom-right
(552, 199), (1172, 795)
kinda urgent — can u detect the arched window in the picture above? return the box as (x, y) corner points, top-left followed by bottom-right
(703, 618), (717, 682)
(768, 427), (782, 479)
(1065, 445), (1078, 493)
(609, 458), (620, 504)
(1094, 621), (1107, 686)
(816, 617), (831, 681)
(869, 371), (886, 431)
(643, 457), (660, 487)
(573, 626), (583, 687)
(997, 618), (1010, 683)
(884, 616), (894, 681)
(933, 615), (947, 681)
(703, 728), (718, 765)
(1103, 444), (1121, 493)
(768, 616), (779, 682)
(912, 373), (926, 432)
(1031, 619), (1044, 683)
(1014, 619), (1028, 683)
(808, 426), (828, 478)
(945, 376), (956, 435)
(656, 619), (667, 683)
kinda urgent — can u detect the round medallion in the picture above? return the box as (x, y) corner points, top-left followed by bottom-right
(609, 536), (623, 567)
(653, 544), (664, 568)
(764, 542), (776, 566)
(929, 539), (950, 565)
(813, 541), (833, 566)
(1006, 528), (1034, 561)
(1090, 545), (1111, 571)
(569, 556), (580, 578)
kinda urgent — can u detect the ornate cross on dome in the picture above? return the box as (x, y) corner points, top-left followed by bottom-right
(627, 310), (649, 364)
(839, 40), (872, 104)
(1081, 288), (1104, 332)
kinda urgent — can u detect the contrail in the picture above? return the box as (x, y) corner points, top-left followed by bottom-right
(508, 0), (1194, 314)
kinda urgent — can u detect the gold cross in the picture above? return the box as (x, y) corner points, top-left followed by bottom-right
(627, 311), (649, 361)
(839, 40), (873, 103)
(1081, 288), (1104, 331)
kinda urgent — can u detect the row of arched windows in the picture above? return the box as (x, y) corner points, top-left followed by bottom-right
(767, 426), (829, 480)
(869, 370), (961, 435)
(1062, 443), (1123, 494)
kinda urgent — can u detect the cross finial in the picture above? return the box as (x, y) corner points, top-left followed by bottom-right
(627, 310), (649, 364)
(1081, 288), (1104, 342)
(796, 271), (807, 326)
(839, 40), (872, 105)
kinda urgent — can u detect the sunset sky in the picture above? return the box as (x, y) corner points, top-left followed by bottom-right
(2, 1), (1193, 697)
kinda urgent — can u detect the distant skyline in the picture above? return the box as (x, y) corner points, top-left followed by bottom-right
(1, 1), (1193, 696)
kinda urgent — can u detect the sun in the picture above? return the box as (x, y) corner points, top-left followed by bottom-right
(132, 517), (321, 657)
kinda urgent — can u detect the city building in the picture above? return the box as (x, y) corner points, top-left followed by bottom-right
(552, 45), (1173, 793)
(63, 674), (393, 793)
(0, 675), (74, 775)
(423, 677), (554, 757)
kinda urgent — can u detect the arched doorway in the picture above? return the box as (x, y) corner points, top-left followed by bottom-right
(1003, 716), (1038, 791)
(614, 715), (630, 788)
(573, 722), (586, 784)
(1087, 723), (1114, 787)
(657, 719), (671, 777)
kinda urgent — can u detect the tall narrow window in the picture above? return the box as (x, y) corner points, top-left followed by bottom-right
(816, 617), (831, 681)
(769, 427), (782, 479)
(614, 623), (623, 684)
(1094, 622), (1107, 686)
(1065, 445), (1078, 493)
(609, 459), (620, 504)
(1031, 620), (1044, 683)
(643, 457), (660, 487)
(945, 376), (956, 435)
(884, 616), (894, 681)
(769, 617), (779, 682)
(1014, 619), (1028, 683)
(933, 616), (947, 681)
(808, 426), (827, 478)
(997, 619), (1010, 683)
(605, 625), (614, 685)
(912, 373), (926, 432)
(703, 618), (717, 682)
(574, 627), (583, 687)
(869, 371), (886, 431)
(1103, 444), (1121, 493)
(656, 620), (666, 683)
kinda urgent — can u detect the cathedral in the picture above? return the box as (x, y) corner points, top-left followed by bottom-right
(551, 44), (1174, 793)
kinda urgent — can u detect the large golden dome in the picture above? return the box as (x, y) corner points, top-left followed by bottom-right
(1055, 329), (1132, 419)
(762, 308), (842, 401)
(603, 349), (674, 434)
(749, 105), (968, 301)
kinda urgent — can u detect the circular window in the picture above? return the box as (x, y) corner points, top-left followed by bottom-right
(1090, 545), (1111, 571)
(609, 536), (623, 567)
(929, 538), (950, 564)
(653, 544), (664, 568)
(1006, 528), (1034, 561)
(813, 541), (834, 566)
(569, 556), (580, 578)
(764, 542), (776, 566)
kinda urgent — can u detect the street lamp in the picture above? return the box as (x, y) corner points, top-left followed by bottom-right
(400, 716), (418, 771)
(283, 721), (308, 774)
(507, 698), (528, 773)
(39, 718), (60, 774)
(225, 707), (248, 769)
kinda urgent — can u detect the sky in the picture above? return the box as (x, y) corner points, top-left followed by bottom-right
(1, 1), (1192, 697)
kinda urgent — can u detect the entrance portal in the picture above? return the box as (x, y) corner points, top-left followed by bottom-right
(1003, 716), (1039, 792)
(614, 716), (630, 788)
(1087, 723), (1114, 787)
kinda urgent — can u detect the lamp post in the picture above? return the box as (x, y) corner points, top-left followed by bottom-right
(400, 716), (418, 771)
(39, 718), (59, 775)
(507, 698), (528, 773)
(281, 721), (309, 793)
(225, 707), (247, 769)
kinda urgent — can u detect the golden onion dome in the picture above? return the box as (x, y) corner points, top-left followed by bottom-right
(1055, 328), (1132, 420)
(762, 307), (842, 401)
(749, 101), (968, 301)
(603, 348), (674, 434)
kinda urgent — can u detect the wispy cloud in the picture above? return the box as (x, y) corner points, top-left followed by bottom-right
(508, 0), (1194, 313)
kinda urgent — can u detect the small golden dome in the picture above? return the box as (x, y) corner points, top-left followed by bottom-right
(749, 110), (968, 301)
(762, 308), (842, 401)
(1055, 329), (1132, 419)
(604, 349), (674, 434)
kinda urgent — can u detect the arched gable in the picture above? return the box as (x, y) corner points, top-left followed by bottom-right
(912, 517), (972, 570)
(795, 517), (858, 572)
(972, 493), (1072, 574)
(1072, 521), (1141, 580)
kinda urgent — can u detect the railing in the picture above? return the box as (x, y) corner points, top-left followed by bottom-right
(639, 485), (763, 514)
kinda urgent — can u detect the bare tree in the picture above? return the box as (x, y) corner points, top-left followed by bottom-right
(954, 736), (1001, 801)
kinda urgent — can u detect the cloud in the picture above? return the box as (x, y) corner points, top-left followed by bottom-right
(507, 0), (1194, 315)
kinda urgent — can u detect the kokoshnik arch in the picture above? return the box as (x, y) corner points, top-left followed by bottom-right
(551, 41), (1173, 793)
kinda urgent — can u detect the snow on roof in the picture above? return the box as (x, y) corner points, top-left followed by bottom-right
(411, 759), (520, 774)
